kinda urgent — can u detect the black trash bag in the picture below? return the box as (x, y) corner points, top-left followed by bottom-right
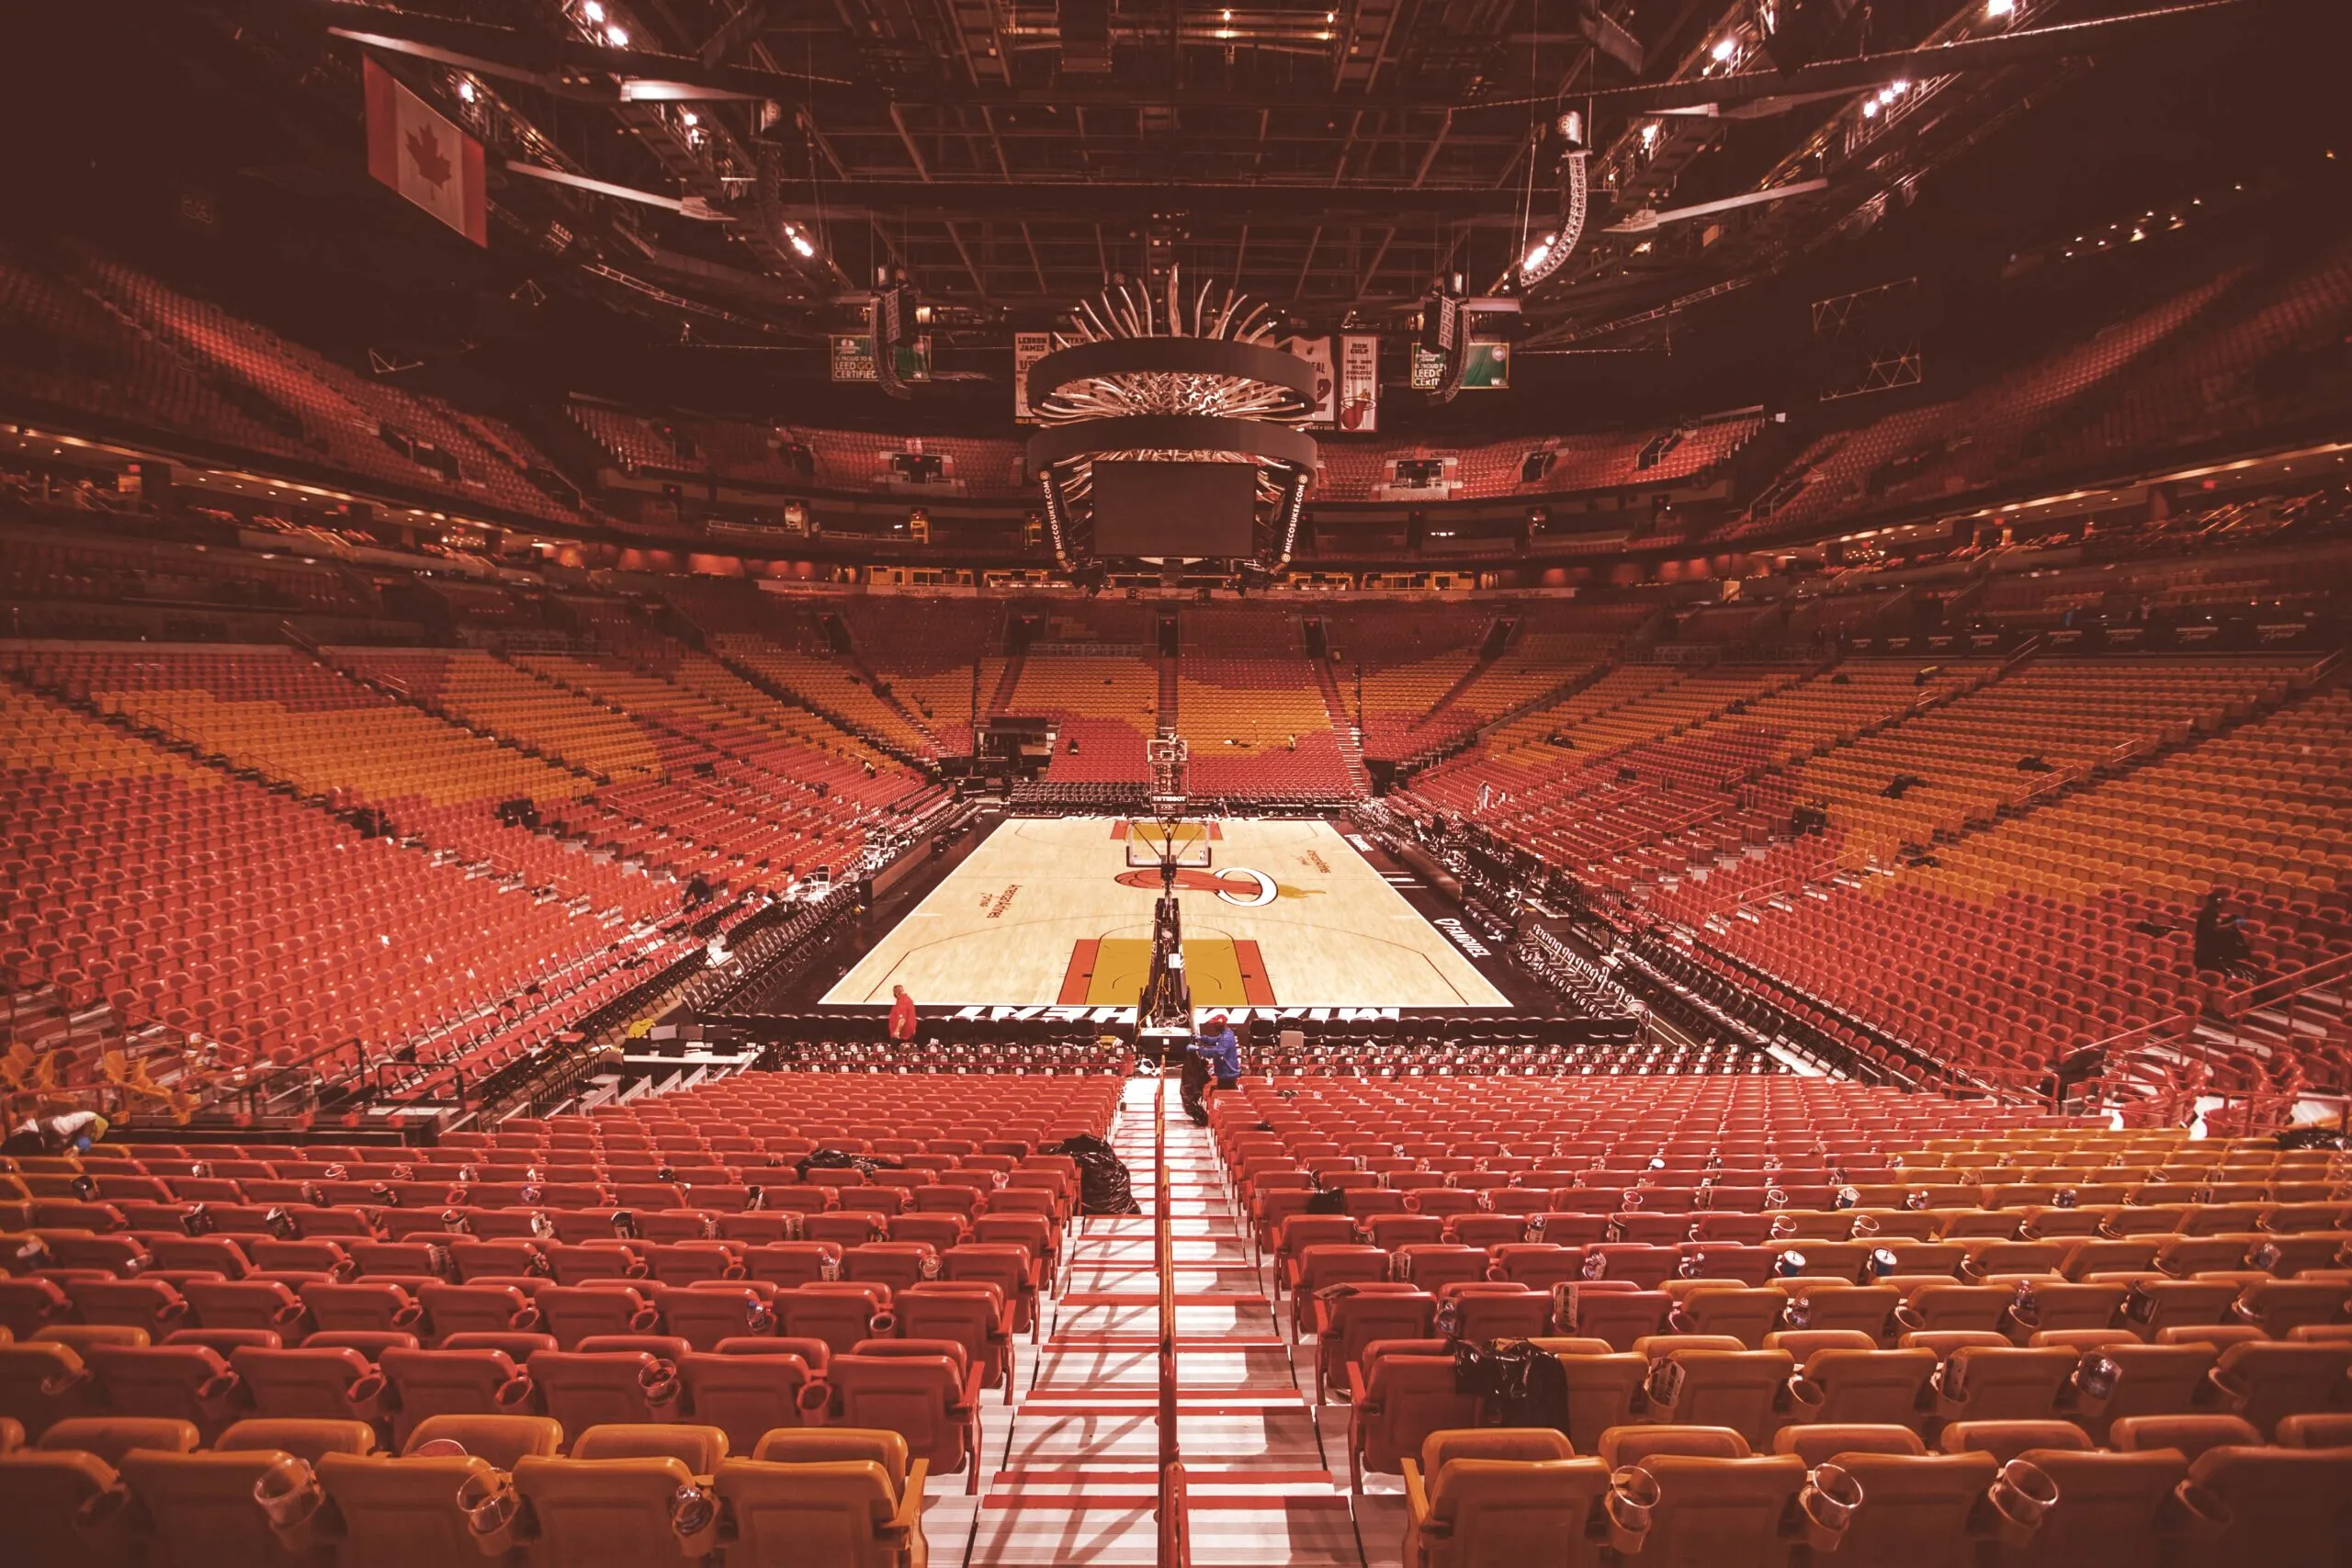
(1453, 1337), (1539, 1409)
(796, 1148), (905, 1180)
(1042, 1133), (1139, 1215)
(1305, 1187), (1347, 1215)
(1180, 1051), (1213, 1127)
(1453, 1338), (1566, 1430)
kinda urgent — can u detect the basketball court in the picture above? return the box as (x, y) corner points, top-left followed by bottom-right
(823, 816), (1510, 1009)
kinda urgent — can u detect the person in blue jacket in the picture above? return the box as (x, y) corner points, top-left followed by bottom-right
(1182, 1012), (1241, 1125)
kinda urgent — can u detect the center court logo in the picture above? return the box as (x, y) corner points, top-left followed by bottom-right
(1111, 866), (1319, 908)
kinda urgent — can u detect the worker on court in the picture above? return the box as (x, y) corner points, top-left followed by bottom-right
(888, 984), (920, 1043)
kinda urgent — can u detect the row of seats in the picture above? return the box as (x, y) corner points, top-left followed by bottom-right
(4, 1412), (935, 1568)
(1386, 1417), (2350, 1567)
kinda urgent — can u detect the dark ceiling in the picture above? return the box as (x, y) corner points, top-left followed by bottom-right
(0, 0), (2340, 433)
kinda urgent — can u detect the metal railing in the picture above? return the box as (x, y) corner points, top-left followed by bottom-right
(1154, 1065), (1190, 1568)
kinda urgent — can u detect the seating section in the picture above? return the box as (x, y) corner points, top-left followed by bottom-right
(0, 682), (680, 1090)
(1690, 671), (2349, 1100)
(1008, 653), (1161, 784)
(1737, 238), (2352, 539)
(1176, 608), (1354, 800)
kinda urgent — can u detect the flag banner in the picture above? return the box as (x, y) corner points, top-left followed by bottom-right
(1339, 333), (1379, 432)
(364, 58), (487, 247)
(1281, 334), (1338, 427)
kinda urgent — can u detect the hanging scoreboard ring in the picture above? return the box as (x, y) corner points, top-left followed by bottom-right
(1026, 337), (1322, 425)
(1023, 415), (1320, 479)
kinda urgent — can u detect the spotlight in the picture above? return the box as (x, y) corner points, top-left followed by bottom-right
(1712, 35), (1738, 61)
(1522, 235), (1555, 271)
(1985, 0), (2014, 14)
(790, 232), (816, 258)
(605, 24), (628, 45)
(1555, 109), (1585, 150)
(583, 0), (604, 18)
(681, 110), (698, 127)
(1862, 98), (1879, 118)
(458, 79), (476, 103)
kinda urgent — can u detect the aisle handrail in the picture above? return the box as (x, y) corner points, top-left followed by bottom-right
(1155, 1062), (1188, 1568)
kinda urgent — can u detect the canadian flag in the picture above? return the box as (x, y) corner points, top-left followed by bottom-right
(364, 57), (487, 247)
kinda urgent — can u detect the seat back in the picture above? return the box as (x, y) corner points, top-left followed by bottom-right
(1647, 1349), (1795, 1449)
(528, 1350), (680, 1436)
(377, 1348), (528, 1449)
(2183, 1444), (2352, 1564)
(117, 1447), (314, 1568)
(230, 1348), (373, 1422)
(1821, 1450), (1997, 1568)
(714, 1456), (909, 1568)
(1612, 1452), (1806, 1567)
(510, 1453), (711, 1568)
(313, 1450), (500, 1568)
(0, 1448), (138, 1568)
(1354, 1354), (1476, 1480)
(2210, 1342), (2352, 1439)
(677, 1351), (821, 1456)
(1991, 1450), (2184, 1568)
(1422, 1456), (1609, 1568)
(830, 1352), (968, 1473)
(775, 1287), (890, 1358)
(85, 1345), (241, 1442)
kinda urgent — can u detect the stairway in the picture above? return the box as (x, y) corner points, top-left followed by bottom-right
(1308, 658), (1373, 797)
(1159, 656), (1181, 733)
(989, 654), (1028, 718)
(968, 1073), (1357, 1567)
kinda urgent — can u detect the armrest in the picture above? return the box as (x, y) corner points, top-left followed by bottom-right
(882, 1459), (931, 1542)
(1400, 1460), (1435, 1533)
(1346, 1364), (1372, 1406)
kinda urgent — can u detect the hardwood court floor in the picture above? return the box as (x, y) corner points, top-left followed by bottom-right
(822, 816), (1506, 1009)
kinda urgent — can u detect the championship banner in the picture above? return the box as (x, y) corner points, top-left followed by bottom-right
(1281, 334), (1338, 427)
(363, 57), (488, 247)
(1339, 333), (1379, 432)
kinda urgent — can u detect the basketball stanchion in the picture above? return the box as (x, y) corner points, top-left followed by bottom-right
(1155, 1058), (1191, 1568)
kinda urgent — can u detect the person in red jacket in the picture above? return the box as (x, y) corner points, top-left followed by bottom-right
(888, 984), (919, 1043)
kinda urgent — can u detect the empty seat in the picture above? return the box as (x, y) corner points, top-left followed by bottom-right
(1399, 1427), (1609, 1568)
(716, 1428), (929, 1568)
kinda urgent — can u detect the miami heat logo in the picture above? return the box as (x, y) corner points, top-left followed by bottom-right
(1113, 866), (1319, 908)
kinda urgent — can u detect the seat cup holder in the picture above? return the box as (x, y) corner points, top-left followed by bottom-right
(1986, 1458), (2058, 1547)
(345, 1370), (390, 1421)
(254, 1456), (326, 1546)
(670, 1482), (719, 1552)
(492, 1373), (537, 1409)
(641, 1359), (683, 1407)
(1780, 1373), (1826, 1418)
(1604, 1465), (1659, 1553)
(2165, 1478), (2234, 1542)
(1798, 1461), (1863, 1550)
(458, 1469), (520, 1552)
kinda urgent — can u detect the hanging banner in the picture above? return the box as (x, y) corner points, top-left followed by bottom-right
(363, 57), (488, 247)
(1281, 334), (1338, 427)
(831, 334), (932, 383)
(1463, 339), (1511, 389)
(1013, 331), (1072, 423)
(1339, 334), (1379, 432)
